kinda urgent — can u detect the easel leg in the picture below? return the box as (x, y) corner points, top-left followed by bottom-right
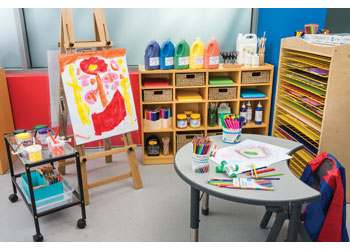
(77, 145), (90, 205)
(123, 133), (143, 189)
(104, 138), (112, 163)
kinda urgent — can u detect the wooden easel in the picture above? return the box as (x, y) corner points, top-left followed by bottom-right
(57, 8), (143, 205)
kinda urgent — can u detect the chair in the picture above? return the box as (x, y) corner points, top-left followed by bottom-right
(260, 157), (336, 241)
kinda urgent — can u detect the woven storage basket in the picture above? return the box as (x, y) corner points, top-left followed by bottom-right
(176, 131), (204, 151)
(143, 89), (172, 102)
(175, 73), (205, 86)
(208, 87), (237, 100)
(241, 70), (270, 84)
(207, 131), (223, 137)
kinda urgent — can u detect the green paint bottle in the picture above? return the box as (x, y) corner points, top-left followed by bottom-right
(174, 39), (190, 70)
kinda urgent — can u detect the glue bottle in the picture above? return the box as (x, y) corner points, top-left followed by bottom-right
(246, 101), (252, 123)
(255, 102), (263, 125)
(240, 103), (247, 124)
(218, 161), (239, 178)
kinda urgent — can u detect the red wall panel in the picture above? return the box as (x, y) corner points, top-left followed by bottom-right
(6, 72), (141, 146)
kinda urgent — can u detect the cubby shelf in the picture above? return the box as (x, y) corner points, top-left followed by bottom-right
(139, 63), (274, 165)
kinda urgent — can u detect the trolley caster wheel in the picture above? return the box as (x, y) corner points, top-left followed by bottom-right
(33, 234), (44, 242)
(77, 219), (86, 229)
(9, 194), (18, 203)
(202, 208), (209, 216)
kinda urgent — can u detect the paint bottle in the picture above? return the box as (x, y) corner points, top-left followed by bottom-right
(246, 101), (252, 123)
(255, 102), (263, 125)
(160, 38), (175, 70)
(189, 37), (205, 69)
(240, 102), (247, 124)
(236, 33), (257, 65)
(145, 40), (160, 70)
(204, 37), (220, 69)
(174, 39), (190, 70)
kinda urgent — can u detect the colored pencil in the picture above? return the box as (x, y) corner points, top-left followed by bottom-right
(248, 177), (280, 180)
(246, 168), (275, 176)
(252, 163), (258, 179)
(250, 164), (254, 177)
(258, 173), (284, 178)
(240, 166), (267, 174)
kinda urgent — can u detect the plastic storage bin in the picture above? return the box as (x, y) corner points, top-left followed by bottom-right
(21, 171), (63, 202)
(20, 177), (73, 213)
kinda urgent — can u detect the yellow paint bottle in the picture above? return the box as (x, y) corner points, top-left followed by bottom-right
(189, 37), (205, 69)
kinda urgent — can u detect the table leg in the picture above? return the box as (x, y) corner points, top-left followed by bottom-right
(287, 204), (301, 242)
(190, 186), (200, 242)
(201, 193), (209, 215)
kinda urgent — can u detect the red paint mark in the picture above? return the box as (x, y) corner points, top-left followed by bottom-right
(75, 134), (91, 140)
(84, 89), (98, 104)
(80, 57), (108, 75)
(90, 78), (96, 85)
(111, 60), (119, 71)
(96, 74), (108, 107)
(120, 74), (124, 80)
(91, 90), (126, 136)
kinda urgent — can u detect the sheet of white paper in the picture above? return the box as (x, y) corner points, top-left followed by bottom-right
(210, 139), (292, 173)
(58, 49), (138, 145)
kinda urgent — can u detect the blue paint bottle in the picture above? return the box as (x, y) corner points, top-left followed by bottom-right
(145, 40), (160, 70)
(160, 38), (175, 70)
(255, 102), (263, 125)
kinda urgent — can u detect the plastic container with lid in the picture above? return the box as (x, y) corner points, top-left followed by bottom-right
(145, 40), (160, 70)
(174, 39), (190, 70)
(236, 33), (257, 65)
(26, 145), (42, 162)
(15, 132), (32, 146)
(190, 113), (201, 128)
(184, 111), (193, 124)
(37, 127), (51, 145)
(177, 114), (188, 128)
(160, 38), (175, 70)
(189, 37), (205, 69)
(204, 37), (220, 69)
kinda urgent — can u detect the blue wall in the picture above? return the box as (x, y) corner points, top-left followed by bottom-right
(257, 8), (327, 134)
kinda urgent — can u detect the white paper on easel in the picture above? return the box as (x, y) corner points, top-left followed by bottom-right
(58, 48), (138, 145)
(210, 139), (292, 173)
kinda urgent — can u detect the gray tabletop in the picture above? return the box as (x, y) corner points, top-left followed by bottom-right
(174, 134), (321, 206)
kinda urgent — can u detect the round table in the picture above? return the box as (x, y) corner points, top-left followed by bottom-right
(174, 134), (320, 241)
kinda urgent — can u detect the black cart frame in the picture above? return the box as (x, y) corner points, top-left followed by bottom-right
(5, 133), (86, 242)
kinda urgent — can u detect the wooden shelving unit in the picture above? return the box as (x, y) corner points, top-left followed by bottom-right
(139, 63), (274, 165)
(272, 37), (350, 202)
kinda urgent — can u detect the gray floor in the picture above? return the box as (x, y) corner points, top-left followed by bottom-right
(0, 147), (349, 242)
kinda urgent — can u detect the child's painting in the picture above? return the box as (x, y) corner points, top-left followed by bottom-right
(57, 49), (138, 145)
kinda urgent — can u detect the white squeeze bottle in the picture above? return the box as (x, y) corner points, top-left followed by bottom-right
(240, 102), (247, 124)
(255, 102), (263, 125)
(246, 101), (252, 123)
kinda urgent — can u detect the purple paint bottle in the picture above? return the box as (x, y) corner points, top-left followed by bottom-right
(145, 40), (160, 70)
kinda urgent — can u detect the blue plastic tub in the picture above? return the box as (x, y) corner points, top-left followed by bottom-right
(21, 171), (63, 202)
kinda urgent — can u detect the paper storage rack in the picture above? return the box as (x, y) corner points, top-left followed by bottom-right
(272, 37), (350, 202)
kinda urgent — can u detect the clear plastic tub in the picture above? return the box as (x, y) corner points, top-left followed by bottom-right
(15, 132), (32, 146)
(37, 127), (51, 145)
(50, 140), (65, 157)
(26, 145), (42, 162)
(20, 178), (74, 213)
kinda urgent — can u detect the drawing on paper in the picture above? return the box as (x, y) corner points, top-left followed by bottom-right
(58, 49), (138, 145)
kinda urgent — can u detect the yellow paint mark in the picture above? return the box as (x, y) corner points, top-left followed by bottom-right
(122, 67), (126, 73)
(121, 77), (134, 125)
(65, 65), (91, 126)
(89, 64), (98, 71)
(118, 59), (123, 65)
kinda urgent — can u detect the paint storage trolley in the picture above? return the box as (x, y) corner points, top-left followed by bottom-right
(4, 130), (86, 242)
